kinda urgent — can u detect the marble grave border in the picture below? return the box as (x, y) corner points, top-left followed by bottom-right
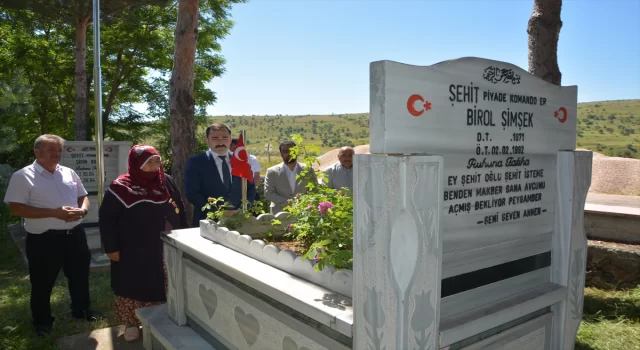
(200, 214), (354, 298)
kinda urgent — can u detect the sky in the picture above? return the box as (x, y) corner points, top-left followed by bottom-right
(205, 0), (640, 116)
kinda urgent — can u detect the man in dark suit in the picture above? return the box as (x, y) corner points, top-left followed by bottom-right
(184, 123), (256, 227)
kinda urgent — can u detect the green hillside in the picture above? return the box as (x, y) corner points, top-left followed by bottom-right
(207, 113), (369, 156)
(209, 99), (638, 155)
(187, 99), (640, 172)
(576, 99), (639, 158)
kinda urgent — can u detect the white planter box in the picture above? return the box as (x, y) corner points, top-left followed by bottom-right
(199, 215), (354, 299)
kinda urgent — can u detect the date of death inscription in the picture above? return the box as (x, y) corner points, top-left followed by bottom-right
(444, 131), (547, 226)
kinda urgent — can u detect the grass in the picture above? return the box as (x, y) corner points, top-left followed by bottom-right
(1, 217), (638, 350)
(0, 216), (115, 350)
(577, 99), (640, 159)
(576, 287), (640, 349)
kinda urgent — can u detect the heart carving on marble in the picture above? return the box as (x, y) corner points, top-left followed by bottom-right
(198, 284), (218, 319)
(166, 250), (176, 289)
(234, 306), (260, 346)
(282, 335), (311, 350)
(168, 297), (176, 319)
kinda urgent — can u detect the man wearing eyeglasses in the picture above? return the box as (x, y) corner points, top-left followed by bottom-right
(184, 123), (256, 227)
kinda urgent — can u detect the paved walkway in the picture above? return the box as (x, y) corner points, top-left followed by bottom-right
(57, 325), (144, 350)
(586, 193), (640, 208)
(585, 193), (640, 217)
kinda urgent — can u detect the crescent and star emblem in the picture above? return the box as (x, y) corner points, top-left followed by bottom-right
(554, 107), (568, 123)
(407, 94), (432, 117)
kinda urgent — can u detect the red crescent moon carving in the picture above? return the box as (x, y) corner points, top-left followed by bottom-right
(105, 147), (113, 152)
(558, 107), (568, 123)
(66, 147), (73, 152)
(407, 94), (425, 117)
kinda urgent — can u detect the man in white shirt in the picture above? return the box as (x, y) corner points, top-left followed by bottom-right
(264, 140), (317, 214)
(324, 146), (354, 192)
(3, 134), (104, 336)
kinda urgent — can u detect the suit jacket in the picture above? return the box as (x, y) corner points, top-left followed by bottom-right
(184, 151), (256, 227)
(324, 162), (353, 191)
(264, 162), (317, 214)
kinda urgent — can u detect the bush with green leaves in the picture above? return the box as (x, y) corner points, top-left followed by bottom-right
(275, 134), (354, 271)
(0, 164), (16, 224)
(201, 196), (266, 230)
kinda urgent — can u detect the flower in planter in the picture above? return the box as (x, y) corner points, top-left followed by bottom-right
(269, 134), (354, 271)
(318, 201), (334, 216)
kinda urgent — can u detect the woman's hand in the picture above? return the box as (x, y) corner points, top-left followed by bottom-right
(107, 252), (120, 262)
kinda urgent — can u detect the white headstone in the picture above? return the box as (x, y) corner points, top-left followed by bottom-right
(61, 141), (131, 193)
(354, 58), (587, 349)
(61, 141), (132, 223)
(369, 58), (577, 252)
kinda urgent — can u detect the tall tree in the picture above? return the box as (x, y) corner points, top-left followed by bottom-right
(169, 0), (244, 220)
(527, 0), (563, 85)
(0, 10), (75, 166)
(0, 0), (170, 140)
(170, 0), (199, 219)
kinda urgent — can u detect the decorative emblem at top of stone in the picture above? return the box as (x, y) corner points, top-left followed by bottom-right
(483, 66), (521, 85)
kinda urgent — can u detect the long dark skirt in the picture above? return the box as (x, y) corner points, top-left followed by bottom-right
(114, 262), (168, 326)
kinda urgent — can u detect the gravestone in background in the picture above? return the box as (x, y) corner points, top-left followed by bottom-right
(60, 141), (132, 250)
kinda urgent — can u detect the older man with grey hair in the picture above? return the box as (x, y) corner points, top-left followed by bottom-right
(3, 134), (104, 336)
(324, 146), (354, 192)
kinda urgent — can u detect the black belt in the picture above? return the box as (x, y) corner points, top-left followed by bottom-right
(46, 227), (79, 235)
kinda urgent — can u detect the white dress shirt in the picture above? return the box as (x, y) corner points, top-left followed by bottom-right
(207, 149), (233, 184)
(284, 163), (300, 194)
(248, 155), (261, 174)
(3, 161), (88, 234)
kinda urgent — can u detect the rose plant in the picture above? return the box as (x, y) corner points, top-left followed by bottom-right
(202, 197), (266, 230)
(274, 134), (354, 271)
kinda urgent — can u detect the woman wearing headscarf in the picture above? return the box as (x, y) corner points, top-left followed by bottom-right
(99, 145), (187, 342)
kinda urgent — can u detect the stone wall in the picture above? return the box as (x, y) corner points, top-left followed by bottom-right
(586, 240), (640, 289)
(585, 211), (640, 244)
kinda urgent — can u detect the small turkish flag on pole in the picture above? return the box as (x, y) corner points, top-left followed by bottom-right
(231, 133), (253, 184)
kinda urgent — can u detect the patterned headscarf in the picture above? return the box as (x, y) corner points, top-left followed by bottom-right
(107, 144), (170, 207)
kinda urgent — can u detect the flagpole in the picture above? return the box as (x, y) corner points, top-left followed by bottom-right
(92, 0), (106, 259)
(93, 0), (104, 207)
(241, 130), (247, 212)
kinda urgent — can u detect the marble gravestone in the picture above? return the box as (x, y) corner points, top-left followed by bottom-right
(60, 141), (131, 250)
(354, 57), (591, 350)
